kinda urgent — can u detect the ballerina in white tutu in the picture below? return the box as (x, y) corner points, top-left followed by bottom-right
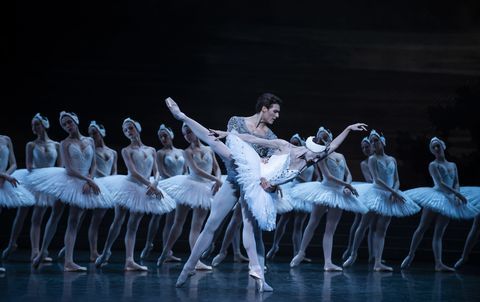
(1, 134), (36, 272)
(266, 134), (316, 261)
(95, 118), (175, 271)
(2, 114), (60, 262)
(342, 137), (376, 262)
(289, 127), (369, 271)
(156, 123), (222, 270)
(140, 124), (185, 262)
(343, 130), (420, 271)
(402, 137), (479, 271)
(28, 111), (112, 271)
(164, 97), (366, 291)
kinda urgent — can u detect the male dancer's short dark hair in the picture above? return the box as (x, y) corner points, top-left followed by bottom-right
(255, 93), (282, 113)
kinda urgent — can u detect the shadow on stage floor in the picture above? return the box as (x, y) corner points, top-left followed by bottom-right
(1, 250), (479, 302)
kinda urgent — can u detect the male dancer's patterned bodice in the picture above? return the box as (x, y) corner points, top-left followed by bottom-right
(95, 148), (114, 177)
(128, 147), (154, 181)
(322, 156), (346, 186)
(0, 143), (9, 173)
(374, 157), (396, 188)
(67, 142), (94, 176)
(164, 149), (185, 176)
(432, 162), (455, 189)
(227, 116), (277, 157)
(189, 147), (213, 180)
(32, 142), (57, 168)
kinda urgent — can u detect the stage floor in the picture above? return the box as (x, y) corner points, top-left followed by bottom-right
(1, 250), (479, 302)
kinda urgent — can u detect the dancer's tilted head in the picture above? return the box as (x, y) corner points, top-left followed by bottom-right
(255, 93), (281, 125)
(290, 133), (305, 147)
(361, 137), (372, 156)
(59, 111), (79, 134)
(122, 118), (141, 140)
(369, 129), (386, 153)
(89, 121), (106, 138)
(429, 137), (446, 158)
(316, 126), (333, 145)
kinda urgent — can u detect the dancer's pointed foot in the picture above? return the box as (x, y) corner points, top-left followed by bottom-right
(32, 250), (48, 269)
(156, 253), (167, 267)
(176, 269), (196, 287)
(140, 243), (154, 260)
(2, 244), (17, 260)
(165, 98), (187, 121)
(233, 253), (249, 263)
(435, 263), (455, 272)
(249, 269), (273, 292)
(64, 262), (87, 272)
(166, 254), (182, 263)
(57, 247), (65, 259)
(290, 251), (305, 268)
(324, 263), (343, 272)
(266, 245), (279, 260)
(343, 253), (357, 268)
(32, 251), (51, 262)
(95, 251), (111, 268)
(195, 260), (212, 271)
(125, 261), (148, 271)
(373, 263), (393, 272)
(454, 257), (466, 269)
(342, 249), (351, 261)
(401, 255), (414, 269)
(211, 253), (227, 267)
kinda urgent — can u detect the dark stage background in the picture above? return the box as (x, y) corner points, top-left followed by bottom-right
(4, 1), (480, 263)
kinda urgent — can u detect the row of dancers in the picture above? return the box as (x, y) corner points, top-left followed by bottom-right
(1, 95), (479, 292)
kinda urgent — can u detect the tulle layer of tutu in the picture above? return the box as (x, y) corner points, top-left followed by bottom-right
(0, 171), (35, 207)
(290, 181), (369, 214)
(356, 183), (420, 217)
(25, 167), (113, 209)
(279, 181), (312, 212)
(226, 134), (277, 231)
(461, 186), (480, 212)
(405, 186), (480, 219)
(158, 175), (214, 209)
(12, 169), (56, 207)
(98, 175), (175, 214)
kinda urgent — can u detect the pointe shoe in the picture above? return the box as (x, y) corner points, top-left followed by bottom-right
(324, 263), (343, 272)
(140, 243), (154, 260)
(156, 253), (167, 267)
(342, 249), (351, 261)
(401, 255), (414, 270)
(211, 253), (226, 267)
(454, 257), (466, 270)
(57, 247), (65, 259)
(0, 267), (5, 273)
(373, 263), (393, 272)
(290, 252), (305, 268)
(176, 269), (196, 288)
(233, 253), (249, 263)
(64, 263), (87, 272)
(32, 251), (48, 269)
(435, 263), (455, 272)
(125, 262), (148, 271)
(249, 270), (273, 292)
(343, 253), (357, 268)
(2, 244), (17, 260)
(266, 246), (279, 260)
(95, 251), (111, 268)
(166, 254), (182, 262)
(194, 261), (212, 271)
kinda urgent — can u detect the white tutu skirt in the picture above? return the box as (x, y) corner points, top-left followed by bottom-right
(25, 167), (113, 209)
(12, 169), (56, 207)
(158, 175), (214, 209)
(461, 186), (480, 213)
(226, 134), (279, 231)
(98, 175), (175, 214)
(356, 183), (420, 217)
(275, 183), (294, 214)
(290, 181), (369, 214)
(405, 186), (480, 219)
(0, 171), (35, 208)
(280, 181), (311, 213)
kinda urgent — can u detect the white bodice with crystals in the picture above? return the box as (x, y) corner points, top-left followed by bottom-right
(164, 149), (185, 176)
(322, 156), (346, 186)
(67, 143), (94, 176)
(128, 148), (154, 182)
(374, 157), (396, 188)
(95, 148), (114, 177)
(189, 148), (213, 180)
(432, 162), (455, 190)
(32, 142), (58, 168)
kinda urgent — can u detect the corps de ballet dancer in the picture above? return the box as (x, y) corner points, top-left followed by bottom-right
(289, 127), (369, 271)
(343, 130), (420, 271)
(402, 137), (480, 271)
(140, 124), (186, 262)
(2, 114), (60, 262)
(95, 118), (175, 271)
